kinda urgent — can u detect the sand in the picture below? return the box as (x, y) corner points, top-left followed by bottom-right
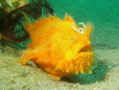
(0, 46), (119, 90)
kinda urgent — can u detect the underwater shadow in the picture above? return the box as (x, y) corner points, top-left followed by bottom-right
(61, 61), (109, 84)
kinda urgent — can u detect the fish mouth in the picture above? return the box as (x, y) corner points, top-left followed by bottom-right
(78, 45), (91, 53)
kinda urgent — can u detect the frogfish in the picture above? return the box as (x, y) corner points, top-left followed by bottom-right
(19, 15), (93, 80)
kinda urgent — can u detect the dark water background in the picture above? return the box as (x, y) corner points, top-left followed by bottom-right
(50, 0), (119, 49)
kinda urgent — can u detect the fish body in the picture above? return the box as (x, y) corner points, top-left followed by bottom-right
(20, 15), (93, 80)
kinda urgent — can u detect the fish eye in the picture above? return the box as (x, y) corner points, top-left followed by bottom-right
(77, 23), (86, 34)
(72, 22), (86, 34)
(77, 27), (84, 34)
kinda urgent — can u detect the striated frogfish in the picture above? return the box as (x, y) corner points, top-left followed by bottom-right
(19, 15), (94, 80)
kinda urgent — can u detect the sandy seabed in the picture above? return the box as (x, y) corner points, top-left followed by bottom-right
(0, 46), (119, 90)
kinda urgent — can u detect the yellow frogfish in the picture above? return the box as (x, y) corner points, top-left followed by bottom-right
(19, 15), (93, 80)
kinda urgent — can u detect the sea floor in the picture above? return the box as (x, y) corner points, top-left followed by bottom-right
(0, 46), (119, 90)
